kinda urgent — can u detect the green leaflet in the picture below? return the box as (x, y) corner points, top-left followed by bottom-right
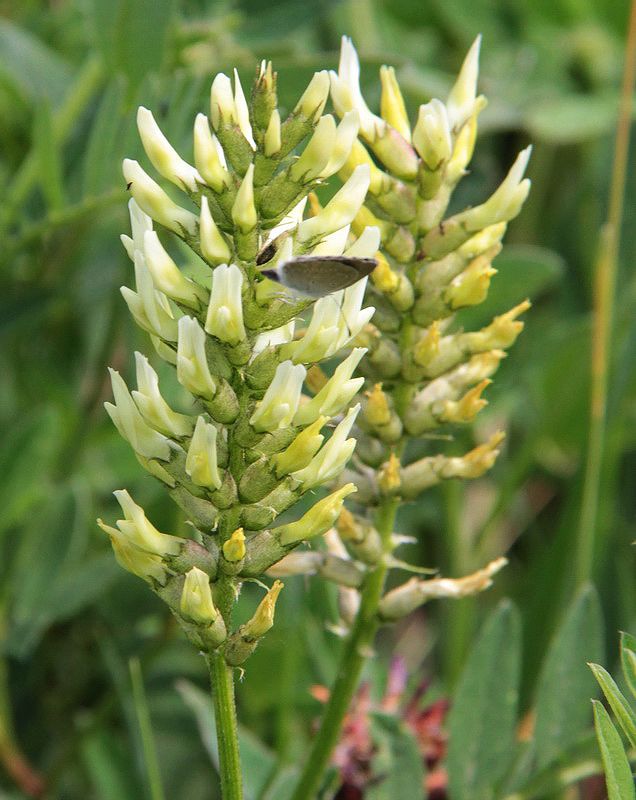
(532, 584), (603, 770)
(367, 712), (426, 800)
(593, 701), (636, 800)
(447, 600), (522, 800)
(589, 663), (636, 748)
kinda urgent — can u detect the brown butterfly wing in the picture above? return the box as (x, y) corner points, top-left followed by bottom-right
(278, 256), (376, 297)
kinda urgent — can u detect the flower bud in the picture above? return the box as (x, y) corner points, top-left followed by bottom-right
(344, 224), (381, 258)
(336, 508), (383, 566)
(291, 115), (337, 182)
(185, 416), (222, 489)
(242, 580), (284, 639)
(252, 61), (277, 132)
(400, 432), (505, 498)
(371, 253), (399, 293)
(331, 38), (385, 141)
(339, 139), (390, 196)
(98, 520), (168, 584)
(112, 489), (182, 556)
(210, 73), (238, 129)
(297, 165), (370, 242)
(378, 452), (401, 494)
(132, 352), (194, 438)
(412, 99), (452, 170)
(179, 567), (227, 648)
(444, 431), (505, 478)
(364, 383), (391, 426)
(446, 35), (481, 132)
(380, 66), (411, 141)
(232, 68), (256, 149)
(205, 263), (246, 345)
(177, 316), (218, 400)
(320, 111), (360, 178)
(250, 361), (307, 432)
(264, 109), (282, 156)
(444, 249), (498, 309)
(439, 379), (490, 424)
(180, 566), (219, 624)
(403, 351), (505, 435)
(292, 405), (360, 487)
(369, 126), (419, 182)
(143, 231), (206, 308)
(121, 252), (180, 342)
(294, 348), (366, 426)
(223, 528), (246, 562)
(266, 550), (324, 577)
(446, 99), (486, 181)
(137, 106), (202, 192)
(273, 416), (327, 475)
(412, 321), (441, 367)
(294, 71), (330, 122)
(124, 199), (153, 256)
(193, 114), (231, 192)
(105, 369), (171, 460)
(274, 484), (357, 545)
(231, 163), (257, 233)
(465, 300), (530, 351)
(462, 147), (532, 230)
(379, 557), (506, 620)
(199, 196), (232, 265)
(285, 281), (373, 364)
(122, 159), (197, 236)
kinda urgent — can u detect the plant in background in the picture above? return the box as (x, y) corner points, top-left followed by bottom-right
(287, 37), (531, 799)
(590, 633), (636, 800)
(99, 39), (531, 800)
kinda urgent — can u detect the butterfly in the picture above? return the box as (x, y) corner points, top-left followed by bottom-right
(259, 255), (377, 298)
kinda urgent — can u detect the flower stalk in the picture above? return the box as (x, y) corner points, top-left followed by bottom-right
(101, 61), (379, 799)
(291, 37), (531, 796)
(102, 40), (530, 800)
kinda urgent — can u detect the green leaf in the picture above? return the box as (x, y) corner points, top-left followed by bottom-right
(177, 680), (283, 800)
(447, 600), (522, 800)
(504, 733), (601, 799)
(589, 663), (636, 748)
(524, 92), (620, 144)
(0, 19), (71, 106)
(532, 584), (604, 770)
(593, 701), (636, 800)
(5, 488), (120, 658)
(83, 76), (128, 196)
(367, 712), (425, 800)
(33, 99), (65, 211)
(81, 729), (141, 800)
(86, 0), (176, 88)
(621, 632), (636, 698)
(0, 410), (61, 536)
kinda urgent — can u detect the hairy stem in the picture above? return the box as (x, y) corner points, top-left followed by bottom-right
(208, 653), (243, 800)
(290, 497), (399, 800)
(576, 0), (636, 584)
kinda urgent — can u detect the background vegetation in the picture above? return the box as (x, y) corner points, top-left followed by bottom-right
(1, 0), (634, 797)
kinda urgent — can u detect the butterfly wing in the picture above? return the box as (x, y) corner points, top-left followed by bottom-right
(265, 256), (376, 297)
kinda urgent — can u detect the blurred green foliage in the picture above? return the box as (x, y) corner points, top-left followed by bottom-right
(1, 0), (634, 797)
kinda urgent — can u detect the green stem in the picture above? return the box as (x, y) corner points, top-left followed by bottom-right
(0, 55), (103, 233)
(575, 0), (636, 585)
(129, 658), (166, 800)
(290, 497), (399, 800)
(207, 653), (243, 800)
